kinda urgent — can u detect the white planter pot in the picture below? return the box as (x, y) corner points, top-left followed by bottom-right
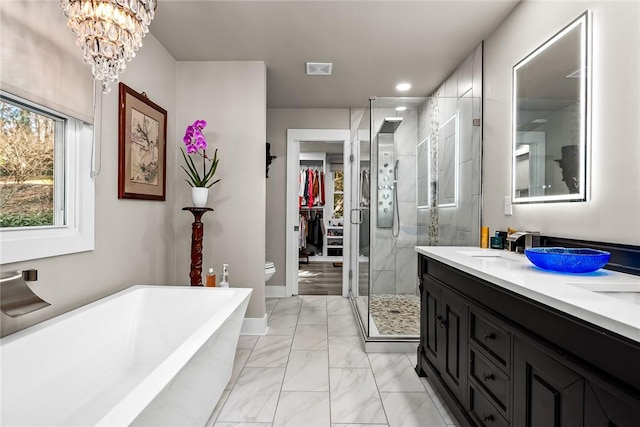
(191, 187), (209, 207)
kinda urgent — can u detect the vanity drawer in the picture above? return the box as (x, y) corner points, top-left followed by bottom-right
(469, 384), (510, 427)
(470, 347), (510, 418)
(470, 309), (511, 370)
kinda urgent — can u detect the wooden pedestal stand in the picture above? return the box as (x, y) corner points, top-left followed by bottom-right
(182, 207), (213, 286)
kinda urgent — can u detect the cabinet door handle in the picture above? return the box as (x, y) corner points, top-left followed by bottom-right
(483, 374), (495, 381)
(435, 315), (443, 324)
(484, 333), (496, 340)
(435, 315), (448, 329)
(483, 414), (494, 423)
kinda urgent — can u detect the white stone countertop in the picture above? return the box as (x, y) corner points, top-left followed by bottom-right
(415, 246), (640, 344)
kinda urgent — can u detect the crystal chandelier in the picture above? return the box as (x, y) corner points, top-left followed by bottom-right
(60, 0), (157, 94)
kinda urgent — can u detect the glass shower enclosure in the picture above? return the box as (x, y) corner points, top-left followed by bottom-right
(349, 96), (482, 347)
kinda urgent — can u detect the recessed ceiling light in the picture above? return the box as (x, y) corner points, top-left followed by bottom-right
(396, 82), (411, 91)
(395, 106), (407, 112)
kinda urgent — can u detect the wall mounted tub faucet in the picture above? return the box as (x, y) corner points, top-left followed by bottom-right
(0, 269), (50, 318)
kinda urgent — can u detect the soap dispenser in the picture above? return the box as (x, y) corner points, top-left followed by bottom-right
(219, 264), (229, 288)
(206, 268), (216, 287)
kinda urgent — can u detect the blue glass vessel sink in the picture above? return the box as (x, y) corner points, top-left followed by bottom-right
(524, 247), (611, 273)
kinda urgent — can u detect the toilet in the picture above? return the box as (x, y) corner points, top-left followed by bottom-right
(265, 261), (276, 282)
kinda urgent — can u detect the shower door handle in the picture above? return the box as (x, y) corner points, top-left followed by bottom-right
(350, 208), (363, 224)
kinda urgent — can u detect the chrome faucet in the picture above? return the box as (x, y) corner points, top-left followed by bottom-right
(506, 231), (540, 252)
(0, 269), (50, 318)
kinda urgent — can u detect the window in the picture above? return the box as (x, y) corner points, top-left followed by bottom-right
(0, 91), (95, 264)
(333, 171), (344, 218)
(1, 96), (64, 228)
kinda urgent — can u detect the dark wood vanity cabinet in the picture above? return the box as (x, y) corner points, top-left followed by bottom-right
(417, 254), (640, 427)
(513, 336), (585, 427)
(468, 307), (511, 426)
(421, 276), (468, 404)
(583, 381), (640, 426)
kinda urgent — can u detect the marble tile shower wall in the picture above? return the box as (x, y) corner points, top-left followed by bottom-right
(371, 108), (419, 295)
(417, 43), (483, 247)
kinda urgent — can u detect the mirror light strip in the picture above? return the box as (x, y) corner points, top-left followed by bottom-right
(512, 11), (591, 204)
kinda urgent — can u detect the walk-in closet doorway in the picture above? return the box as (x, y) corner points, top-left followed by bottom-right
(286, 129), (351, 297)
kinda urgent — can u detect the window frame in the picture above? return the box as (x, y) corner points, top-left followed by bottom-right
(0, 91), (95, 264)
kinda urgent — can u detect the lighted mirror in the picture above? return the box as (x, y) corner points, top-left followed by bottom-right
(512, 11), (590, 203)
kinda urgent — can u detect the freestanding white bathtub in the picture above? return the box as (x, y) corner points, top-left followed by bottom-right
(0, 285), (252, 426)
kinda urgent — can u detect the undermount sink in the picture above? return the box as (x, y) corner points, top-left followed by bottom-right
(566, 282), (640, 305)
(594, 292), (640, 304)
(457, 250), (520, 261)
(566, 282), (640, 292)
(458, 250), (510, 258)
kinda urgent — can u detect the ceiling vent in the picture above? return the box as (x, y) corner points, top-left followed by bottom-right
(306, 62), (333, 76)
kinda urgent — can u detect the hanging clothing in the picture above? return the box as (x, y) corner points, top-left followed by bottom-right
(306, 212), (324, 252)
(300, 165), (326, 207)
(304, 169), (312, 207)
(312, 171), (320, 201)
(298, 214), (307, 249)
(299, 170), (306, 209)
(307, 169), (315, 208)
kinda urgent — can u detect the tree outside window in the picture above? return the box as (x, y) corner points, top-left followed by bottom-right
(0, 99), (57, 228)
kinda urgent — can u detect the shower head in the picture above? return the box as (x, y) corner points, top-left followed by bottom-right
(378, 117), (403, 134)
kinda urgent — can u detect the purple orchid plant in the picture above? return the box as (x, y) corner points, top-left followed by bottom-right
(180, 119), (220, 188)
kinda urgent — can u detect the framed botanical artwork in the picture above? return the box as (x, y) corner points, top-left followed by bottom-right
(118, 82), (167, 200)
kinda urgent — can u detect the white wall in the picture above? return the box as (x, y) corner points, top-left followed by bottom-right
(176, 62), (267, 320)
(265, 109), (350, 287)
(1, 25), (178, 335)
(483, 1), (640, 245)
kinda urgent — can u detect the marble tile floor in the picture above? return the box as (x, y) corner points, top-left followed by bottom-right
(208, 296), (460, 427)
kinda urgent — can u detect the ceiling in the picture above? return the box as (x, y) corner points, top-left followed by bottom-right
(150, 0), (520, 109)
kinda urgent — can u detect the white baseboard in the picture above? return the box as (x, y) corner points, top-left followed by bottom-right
(241, 314), (268, 335)
(265, 285), (286, 298)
